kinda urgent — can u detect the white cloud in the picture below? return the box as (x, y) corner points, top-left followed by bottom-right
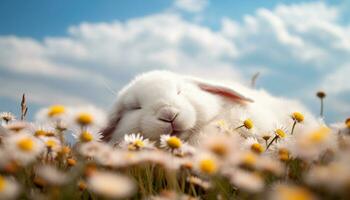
(221, 2), (350, 68)
(0, 13), (241, 107)
(0, 78), (91, 105)
(0, 2), (349, 122)
(173, 0), (208, 13)
(323, 65), (350, 94)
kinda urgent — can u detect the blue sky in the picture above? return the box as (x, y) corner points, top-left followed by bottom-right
(0, 0), (349, 123)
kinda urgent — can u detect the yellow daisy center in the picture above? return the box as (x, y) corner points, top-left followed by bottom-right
(80, 131), (94, 142)
(128, 139), (145, 150)
(275, 129), (286, 138)
(17, 138), (35, 152)
(134, 139), (144, 148)
(309, 126), (330, 143)
(242, 152), (257, 166)
(0, 176), (6, 192)
(279, 148), (290, 161)
(243, 118), (254, 129)
(76, 113), (94, 126)
(61, 146), (71, 154)
(345, 118), (350, 129)
(199, 158), (217, 175)
(34, 130), (46, 137)
(78, 180), (87, 191)
(166, 136), (182, 149)
(210, 144), (228, 157)
(46, 139), (57, 148)
(292, 112), (304, 123)
(251, 143), (264, 154)
(67, 158), (77, 166)
(48, 105), (65, 117)
(279, 186), (313, 200)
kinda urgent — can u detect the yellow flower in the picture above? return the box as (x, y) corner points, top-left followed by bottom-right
(292, 112), (304, 123)
(34, 130), (47, 137)
(61, 146), (71, 155)
(78, 180), (87, 191)
(276, 185), (314, 200)
(242, 152), (257, 167)
(199, 158), (217, 175)
(166, 136), (182, 149)
(243, 118), (254, 129)
(210, 144), (228, 157)
(80, 131), (94, 142)
(48, 105), (65, 117)
(275, 129), (286, 138)
(67, 158), (77, 166)
(278, 148), (290, 161)
(345, 118), (350, 129)
(308, 126), (330, 143)
(46, 139), (57, 148)
(17, 138), (34, 152)
(251, 143), (264, 154)
(0, 175), (5, 192)
(128, 139), (145, 150)
(76, 113), (94, 126)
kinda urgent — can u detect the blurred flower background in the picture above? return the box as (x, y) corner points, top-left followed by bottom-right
(1, 1), (350, 199)
(0, 0), (349, 123)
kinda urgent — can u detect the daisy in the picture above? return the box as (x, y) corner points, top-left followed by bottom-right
(231, 107), (256, 137)
(0, 175), (20, 200)
(35, 105), (68, 122)
(239, 151), (258, 169)
(160, 134), (184, 153)
(72, 127), (103, 143)
(290, 112), (305, 135)
(269, 184), (316, 200)
(119, 133), (154, 151)
(256, 156), (284, 176)
(294, 126), (336, 161)
(306, 161), (350, 192)
(186, 176), (211, 190)
(257, 131), (273, 147)
(38, 136), (62, 158)
(229, 170), (264, 193)
(4, 121), (30, 133)
(35, 165), (69, 186)
(78, 141), (111, 159)
(29, 123), (56, 137)
(266, 125), (289, 150)
(244, 137), (265, 154)
(87, 171), (135, 199)
(200, 134), (240, 159)
(70, 105), (106, 129)
(331, 118), (350, 135)
(0, 112), (15, 124)
(3, 133), (44, 165)
(194, 153), (219, 175)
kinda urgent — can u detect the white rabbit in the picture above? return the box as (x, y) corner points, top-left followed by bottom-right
(101, 70), (319, 144)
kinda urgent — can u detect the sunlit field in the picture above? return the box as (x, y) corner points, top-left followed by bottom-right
(0, 92), (349, 200)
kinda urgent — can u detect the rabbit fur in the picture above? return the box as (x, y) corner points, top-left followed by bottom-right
(102, 70), (319, 144)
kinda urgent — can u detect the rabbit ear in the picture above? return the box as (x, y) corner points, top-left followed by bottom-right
(101, 108), (123, 142)
(192, 79), (253, 104)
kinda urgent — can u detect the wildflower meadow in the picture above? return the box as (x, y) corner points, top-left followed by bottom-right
(0, 92), (349, 200)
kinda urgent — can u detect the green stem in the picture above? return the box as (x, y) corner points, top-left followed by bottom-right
(234, 125), (244, 130)
(266, 136), (278, 150)
(290, 121), (297, 135)
(320, 98), (324, 117)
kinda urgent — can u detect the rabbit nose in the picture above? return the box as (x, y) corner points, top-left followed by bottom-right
(157, 107), (179, 123)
